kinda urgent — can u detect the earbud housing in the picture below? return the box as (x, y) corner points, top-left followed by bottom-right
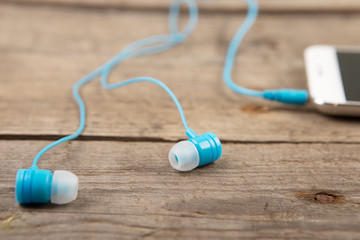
(169, 132), (222, 171)
(15, 167), (78, 205)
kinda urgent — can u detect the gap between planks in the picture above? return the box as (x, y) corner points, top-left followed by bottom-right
(2, 134), (360, 144)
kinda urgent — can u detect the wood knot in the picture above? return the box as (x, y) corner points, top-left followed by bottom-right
(315, 192), (336, 203)
(296, 191), (345, 204)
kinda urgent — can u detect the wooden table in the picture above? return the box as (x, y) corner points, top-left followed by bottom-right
(1, 1), (359, 239)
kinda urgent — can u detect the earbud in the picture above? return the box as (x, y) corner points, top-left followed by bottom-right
(169, 132), (222, 171)
(15, 167), (78, 205)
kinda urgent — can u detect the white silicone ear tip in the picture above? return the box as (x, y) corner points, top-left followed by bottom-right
(51, 170), (78, 204)
(168, 141), (199, 171)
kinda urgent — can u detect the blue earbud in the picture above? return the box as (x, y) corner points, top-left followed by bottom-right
(14, 0), (220, 205)
(169, 133), (222, 171)
(15, 167), (78, 205)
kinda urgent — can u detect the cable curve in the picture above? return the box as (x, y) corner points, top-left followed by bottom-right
(32, 0), (198, 167)
(32, 0), (307, 167)
(223, 0), (308, 105)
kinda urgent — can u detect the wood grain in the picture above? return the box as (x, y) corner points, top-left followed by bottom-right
(2, 0), (360, 12)
(1, 1), (359, 239)
(1, 4), (360, 142)
(0, 140), (360, 239)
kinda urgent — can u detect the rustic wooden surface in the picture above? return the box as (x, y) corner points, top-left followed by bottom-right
(1, 4), (360, 142)
(1, 141), (360, 239)
(0, 0), (360, 239)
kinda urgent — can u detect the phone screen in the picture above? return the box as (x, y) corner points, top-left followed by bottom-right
(337, 52), (360, 101)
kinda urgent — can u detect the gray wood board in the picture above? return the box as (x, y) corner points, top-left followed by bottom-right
(1, 140), (360, 239)
(1, 5), (360, 142)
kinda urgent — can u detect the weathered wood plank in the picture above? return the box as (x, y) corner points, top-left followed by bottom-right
(0, 140), (359, 239)
(2, 0), (360, 12)
(1, 4), (360, 142)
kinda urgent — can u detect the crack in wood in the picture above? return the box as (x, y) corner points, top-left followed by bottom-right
(1, 134), (360, 144)
(0, 214), (18, 230)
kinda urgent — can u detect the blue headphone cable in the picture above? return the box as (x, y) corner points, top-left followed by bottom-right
(31, 0), (308, 167)
(31, 0), (199, 167)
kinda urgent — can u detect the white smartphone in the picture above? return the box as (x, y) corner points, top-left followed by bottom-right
(304, 45), (360, 116)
